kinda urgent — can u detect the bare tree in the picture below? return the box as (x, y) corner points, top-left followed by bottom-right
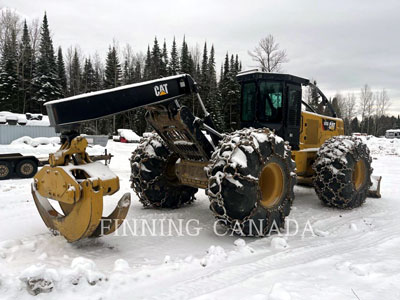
(190, 43), (201, 68)
(339, 93), (357, 134)
(359, 84), (373, 133)
(29, 18), (40, 59)
(0, 8), (21, 54)
(248, 34), (288, 72)
(374, 89), (391, 135)
(343, 93), (357, 121)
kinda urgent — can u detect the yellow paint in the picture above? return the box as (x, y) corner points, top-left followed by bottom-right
(259, 162), (284, 208)
(293, 111), (344, 179)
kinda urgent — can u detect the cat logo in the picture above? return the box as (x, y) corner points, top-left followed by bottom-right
(322, 119), (336, 131)
(154, 83), (169, 97)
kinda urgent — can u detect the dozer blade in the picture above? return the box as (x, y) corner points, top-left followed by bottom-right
(32, 179), (103, 242)
(368, 175), (382, 198)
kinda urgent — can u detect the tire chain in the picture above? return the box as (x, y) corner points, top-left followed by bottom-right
(312, 136), (372, 209)
(206, 127), (296, 235)
(130, 133), (195, 208)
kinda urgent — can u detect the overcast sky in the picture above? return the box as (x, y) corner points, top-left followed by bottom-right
(2, 0), (400, 115)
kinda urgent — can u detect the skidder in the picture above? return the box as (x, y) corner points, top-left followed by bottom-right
(35, 72), (380, 242)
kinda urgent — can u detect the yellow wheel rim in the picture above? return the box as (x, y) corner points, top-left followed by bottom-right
(259, 162), (284, 208)
(352, 159), (366, 191)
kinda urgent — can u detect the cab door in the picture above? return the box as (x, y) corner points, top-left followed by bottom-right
(285, 83), (302, 150)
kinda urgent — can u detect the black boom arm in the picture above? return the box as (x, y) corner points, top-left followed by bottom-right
(45, 74), (199, 131)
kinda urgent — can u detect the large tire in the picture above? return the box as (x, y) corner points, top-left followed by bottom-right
(313, 136), (372, 209)
(130, 133), (197, 208)
(207, 128), (296, 236)
(0, 160), (12, 180)
(15, 159), (38, 178)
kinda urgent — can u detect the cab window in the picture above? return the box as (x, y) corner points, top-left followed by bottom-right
(241, 82), (256, 121)
(258, 81), (283, 122)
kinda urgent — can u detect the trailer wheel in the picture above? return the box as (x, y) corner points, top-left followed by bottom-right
(207, 128), (296, 236)
(130, 133), (197, 208)
(0, 161), (12, 180)
(16, 159), (38, 178)
(313, 136), (372, 209)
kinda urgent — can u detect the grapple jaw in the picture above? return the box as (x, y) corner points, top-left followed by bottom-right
(32, 136), (131, 242)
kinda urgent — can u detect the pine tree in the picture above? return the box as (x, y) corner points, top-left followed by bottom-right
(0, 27), (19, 112)
(82, 58), (96, 93)
(134, 60), (142, 82)
(200, 42), (208, 90)
(143, 45), (151, 80)
(19, 20), (33, 112)
(219, 52), (241, 130)
(56, 47), (67, 97)
(32, 13), (62, 112)
(151, 37), (162, 78)
(104, 46), (121, 88)
(69, 49), (81, 95)
(180, 36), (191, 74)
(169, 37), (179, 75)
(207, 45), (224, 130)
(160, 39), (168, 77)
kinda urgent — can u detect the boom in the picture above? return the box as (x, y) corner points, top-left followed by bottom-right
(45, 74), (198, 130)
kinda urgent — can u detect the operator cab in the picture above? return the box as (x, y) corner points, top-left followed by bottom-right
(236, 72), (309, 150)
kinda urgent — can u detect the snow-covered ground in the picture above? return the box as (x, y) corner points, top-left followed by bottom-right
(0, 137), (399, 299)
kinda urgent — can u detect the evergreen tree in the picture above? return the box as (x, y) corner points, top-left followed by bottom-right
(69, 49), (81, 95)
(351, 117), (360, 133)
(169, 37), (179, 75)
(200, 42), (208, 89)
(207, 45), (224, 130)
(160, 39), (168, 77)
(180, 36), (191, 74)
(143, 45), (151, 80)
(56, 47), (67, 97)
(0, 27), (19, 111)
(19, 20), (34, 112)
(33, 13), (62, 112)
(104, 46), (121, 88)
(134, 60), (142, 82)
(82, 58), (96, 93)
(151, 37), (162, 78)
(219, 52), (241, 130)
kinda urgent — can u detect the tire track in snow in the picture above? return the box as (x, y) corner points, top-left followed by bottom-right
(148, 221), (399, 300)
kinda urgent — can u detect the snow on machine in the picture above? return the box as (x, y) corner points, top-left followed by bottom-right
(32, 72), (381, 242)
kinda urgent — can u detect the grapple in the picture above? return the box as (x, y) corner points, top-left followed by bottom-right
(32, 136), (130, 242)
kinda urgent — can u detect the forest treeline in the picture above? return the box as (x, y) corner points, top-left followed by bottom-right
(0, 11), (241, 134)
(1, 9), (398, 136)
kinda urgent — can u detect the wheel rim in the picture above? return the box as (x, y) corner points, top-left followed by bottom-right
(352, 159), (366, 190)
(0, 165), (9, 177)
(259, 162), (284, 208)
(20, 163), (34, 176)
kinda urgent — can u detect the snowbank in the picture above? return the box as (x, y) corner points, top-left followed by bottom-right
(11, 136), (60, 148)
(117, 129), (141, 142)
(0, 111), (50, 126)
(362, 135), (400, 156)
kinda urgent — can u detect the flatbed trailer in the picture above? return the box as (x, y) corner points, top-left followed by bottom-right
(0, 151), (112, 180)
